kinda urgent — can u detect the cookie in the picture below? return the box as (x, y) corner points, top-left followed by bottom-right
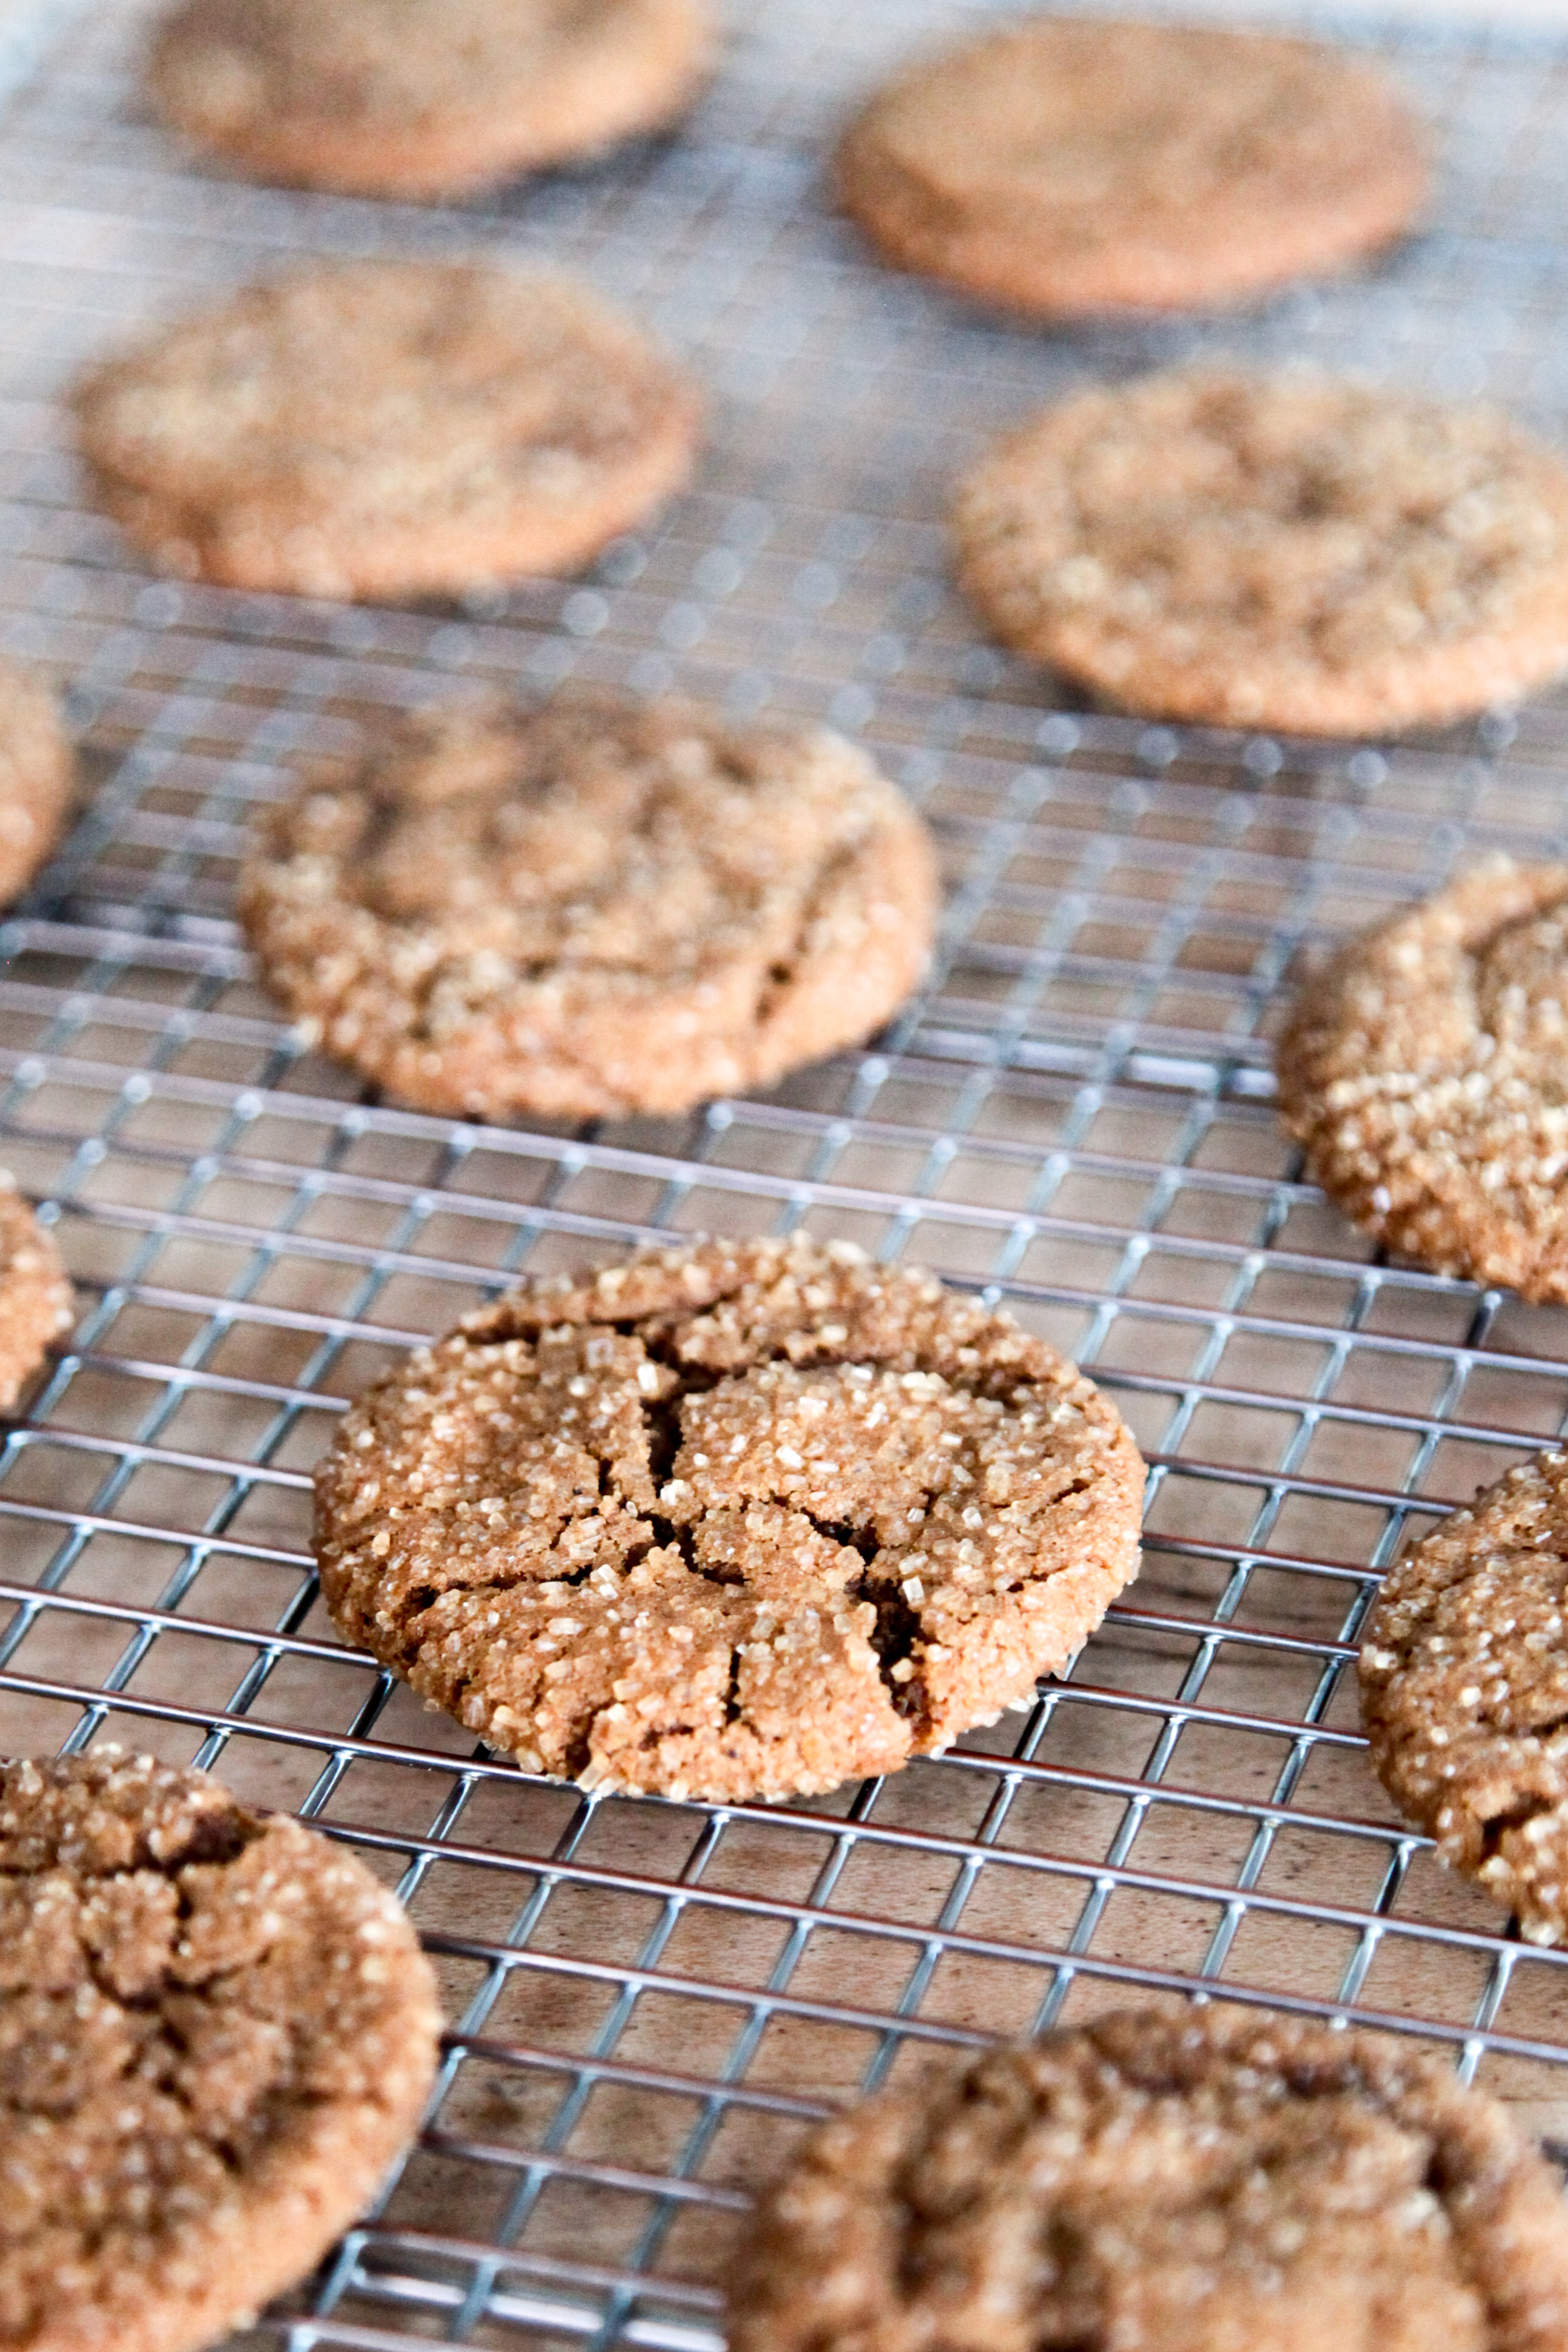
(0, 1179), (73, 1411)
(835, 21), (1426, 319)
(237, 692), (939, 1121)
(0, 1749), (442, 2352)
(313, 1235), (1145, 1803)
(1276, 857), (1568, 1298)
(0, 660), (73, 905)
(72, 259), (700, 603)
(953, 368), (1568, 736)
(148, 0), (713, 200)
(728, 2006), (1568, 2352)
(1360, 1449), (1568, 1947)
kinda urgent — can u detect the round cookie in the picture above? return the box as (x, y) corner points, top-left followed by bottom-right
(148, 0), (714, 200)
(0, 1179), (73, 1411)
(728, 2006), (1568, 2352)
(0, 1748), (442, 2352)
(71, 259), (700, 603)
(1361, 1449), (1568, 1948)
(237, 692), (939, 1121)
(313, 1235), (1145, 1803)
(0, 660), (73, 905)
(835, 21), (1426, 319)
(953, 369), (1568, 736)
(1277, 857), (1568, 1298)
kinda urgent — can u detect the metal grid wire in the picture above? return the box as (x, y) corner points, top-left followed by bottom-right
(11, 0), (1568, 2344)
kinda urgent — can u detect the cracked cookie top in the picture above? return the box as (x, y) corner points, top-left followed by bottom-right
(239, 694), (939, 1121)
(836, 21), (1426, 318)
(1361, 1449), (1568, 1947)
(953, 369), (1568, 735)
(1278, 857), (1568, 1299)
(72, 260), (700, 602)
(148, 0), (715, 200)
(0, 1749), (441, 2352)
(314, 1236), (1144, 1803)
(728, 2006), (1568, 2352)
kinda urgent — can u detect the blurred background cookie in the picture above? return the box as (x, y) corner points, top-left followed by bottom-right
(954, 368), (1568, 734)
(72, 259), (701, 604)
(729, 2006), (1568, 2352)
(836, 19), (1426, 318)
(239, 692), (938, 1120)
(0, 658), (72, 906)
(148, 0), (715, 200)
(0, 1178), (71, 1410)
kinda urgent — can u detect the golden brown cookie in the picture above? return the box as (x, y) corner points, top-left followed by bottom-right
(238, 692), (939, 1121)
(0, 660), (73, 905)
(729, 2006), (1568, 2352)
(835, 21), (1426, 318)
(72, 259), (700, 603)
(953, 368), (1568, 735)
(313, 1236), (1145, 1803)
(148, 0), (714, 199)
(0, 1178), (73, 1410)
(0, 1749), (442, 2352)
(1277, 857), (1568, 1298)
(1361, 1450), (1568, 1947)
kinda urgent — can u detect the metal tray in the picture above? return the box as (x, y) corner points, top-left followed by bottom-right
(5, 3), (1568, 2348)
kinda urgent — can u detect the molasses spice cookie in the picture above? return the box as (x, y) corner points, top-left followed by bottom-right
(0, 1749), (442, 2352)
(0, 1178), (73, 1410)
(729, 2007), (1568, 2352)
(1361, 1449), (1568, 1947)
(72, 259), (700, 603)
(836, 21), (1426, 318)
(238, 692), (939, 1121)
(149, 0), (714, 200)
(954, 368), (1568, 735)
(0, 660), (73, 906)
(1277, 858), (1568, 1298)
(314, 1236), (1145, 1803)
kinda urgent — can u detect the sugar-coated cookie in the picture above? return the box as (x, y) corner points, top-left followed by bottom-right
(954, 369), (1568, 735)
(148, 0), (715, 199)
(73, 260), (700, 603)
(836, 21), (1425, 318)
(0, 660), (73, 904)
(1277, 858), (1568, 1297)
(1362, 1449), (1568, 1948)
(0, 1178), (72, 1409)
(314, 1236), (1145, 1803)
(730, 2007), (1568, 2352)
(239, 694), (938, 1119)
(0, 1750), (442, 2352)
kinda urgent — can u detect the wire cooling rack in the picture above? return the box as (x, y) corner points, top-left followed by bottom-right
(10, 0), (1568, 2345)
